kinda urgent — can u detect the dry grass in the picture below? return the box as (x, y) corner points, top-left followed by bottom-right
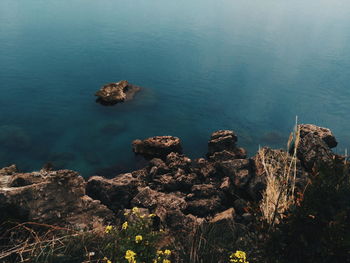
(259, 121), (301, 228)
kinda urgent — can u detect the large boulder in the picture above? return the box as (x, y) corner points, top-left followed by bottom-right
(132, 136), (182, 159)
(299, 124), (337, 148)
(297, 132), (335, 172)
(86, 173), (142, 211)
(0, 169), (114, 229)
(95, 80), (141, 105)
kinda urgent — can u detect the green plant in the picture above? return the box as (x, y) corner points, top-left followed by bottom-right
(102, 207), (171, 263)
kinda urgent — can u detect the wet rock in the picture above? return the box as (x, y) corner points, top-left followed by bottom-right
(207, 130), (238, 156)
(132, 136), (182, 159)
(95, 80), (141, 105)
(86, 173), (142, 211)
(299, 124), (337, 148)
(0, 169), (114, 229)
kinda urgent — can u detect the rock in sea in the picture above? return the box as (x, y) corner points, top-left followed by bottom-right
(95, 80), (141, 105)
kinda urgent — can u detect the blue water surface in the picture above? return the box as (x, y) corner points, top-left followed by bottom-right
(1, 0), (350, 176)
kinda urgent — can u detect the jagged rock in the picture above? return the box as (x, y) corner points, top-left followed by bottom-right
(0, 169), (113, 229)
(190, 158), (216, 180)
(299, 124), (337, 148)
(191, 184), (217, 198)
(166, 152), (191, 172)
(131, 187), (187, 211)
(0, 164), (17, 175)
(208, 148), (247, 162)
(207, 130), (238, 156)
(216, 159), (252, 188)
(95, 80), (141, 105)
(86, 173), (142, 211)
(186, 196), (223, 217)
(210, 208), (235, 223)
(297, 132), (335, 172)
(132, 136), (182, 159)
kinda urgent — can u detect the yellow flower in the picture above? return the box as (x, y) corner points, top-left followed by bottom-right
(107, 261), (112, 263)
(122, 221), (128, 230)
(140, 214), (145, 219)
(132, 207), (139, 214)
(230, 250), (249, 263)
(124, 211), (129, 216)
(156, 250), (163, 255)
(135, 235), (143, 243)
(125, 250), (137, 263)
(103, 257), (112, 263)
(163, 260), (171, 263)
(164, 249), (171, 256)
(148, 213), (156, 217)
(105, 225), (113, 233)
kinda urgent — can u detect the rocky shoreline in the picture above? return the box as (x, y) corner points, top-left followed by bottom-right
(0, 124), (339, 237)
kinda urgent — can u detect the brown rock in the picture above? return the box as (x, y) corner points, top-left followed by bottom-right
(207, 130), (238, 156)
(0, 170), (113, 229)
(95, 80), (141, 105)
(299, 124), (337, 148)
(132, 136), (182, 159)
(86, 173), (142, 211)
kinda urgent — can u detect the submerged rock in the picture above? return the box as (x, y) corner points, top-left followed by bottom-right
(95, 80), (141, 105)
(132, 136), (182, 159)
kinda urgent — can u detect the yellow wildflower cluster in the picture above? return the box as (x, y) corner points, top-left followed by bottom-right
(135, 235), (143, 243)
(125, 250), (137, 263)
(154, 249), (171, 263)
(122, 221), (128, 230)
(230, 250), (249, 263)
(105, 225), (113, 234)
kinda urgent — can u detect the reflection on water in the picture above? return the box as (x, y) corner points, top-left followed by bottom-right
(1, 0), (350, 176)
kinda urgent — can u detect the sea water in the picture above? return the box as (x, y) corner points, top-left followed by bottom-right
(1, 0), (350, 176)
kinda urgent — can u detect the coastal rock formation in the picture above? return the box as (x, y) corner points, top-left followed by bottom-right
(0, 169), (113, 229)
(86, 173), (143, 211)
(132, 136), (182, 159)
(299, 124), (337, 148)
(0, 124), (340, 251)
(95, 80), (141, 105)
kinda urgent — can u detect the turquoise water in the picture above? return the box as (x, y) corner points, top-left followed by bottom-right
(1, 0), (350, 176)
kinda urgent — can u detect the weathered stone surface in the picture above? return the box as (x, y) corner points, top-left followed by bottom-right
(217, 159), (252, 188)
(95, 80), (141, 105)
(86, 173), (142, 211)
(132, 136), (182, 159)
(208, 130), (238, 156)
(131, 187), (187, 211)
(210, 208), (235, 223)
(208, 148), (247, 162)
(299, 124), (337, 148)
(0, 169), (114, 229)
(190, 158), (216, 180)
(297, 132), (335, 172)
(166, 152), (191, 172)
(185, 196), (223, 217)
(0, 164), (17, 175)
